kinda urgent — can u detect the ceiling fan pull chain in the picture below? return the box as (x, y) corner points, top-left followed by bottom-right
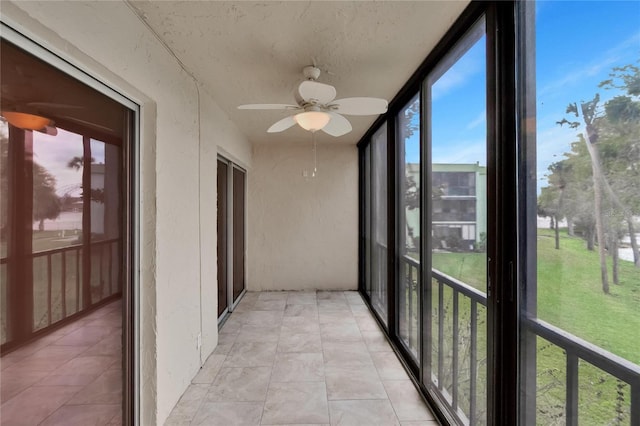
(312, 131), (318, 178)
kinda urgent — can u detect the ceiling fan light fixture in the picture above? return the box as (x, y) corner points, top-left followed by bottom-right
(2, 111), (51, 131)
(294, 111), (330, 132)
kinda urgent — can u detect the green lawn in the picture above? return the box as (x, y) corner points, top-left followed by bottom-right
(428, 228), (639, 424)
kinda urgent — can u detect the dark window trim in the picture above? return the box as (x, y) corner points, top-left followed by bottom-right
(1, 25), (139, 426)
(358, 1), (522, 424)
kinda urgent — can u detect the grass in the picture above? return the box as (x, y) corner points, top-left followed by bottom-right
(426, 228), (639, 424)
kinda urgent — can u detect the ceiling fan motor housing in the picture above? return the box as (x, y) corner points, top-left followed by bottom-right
(303, 66), (321, 81)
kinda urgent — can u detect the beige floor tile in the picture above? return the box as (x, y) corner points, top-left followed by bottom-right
(0, 385), (83, 425)
(192, 354), (227, 384)
(191, 401), (263, 425)
(207, 367), (271, 402)
(328, 399), (400, 426)
(284, 304), (319, 319)
(258, 292), (289, 301)
(262, 381), (329, 425)
(277, 332), (322, 353)
(244, 310), (284, 327)
(39, 403), (120, 426)
(383, 380), (435, 422)
(54, 325), (115, 346)
(325, 363), (387, 400)
(371, 352), (409, 380)
(286, 291), (317, 305)
(67, 369), (122, 404)
(362, 330), (393, 352)
(1, 369), (49, 401)
(322, 341), (373, 366)
(236, 324), (281, 343)
(320, 323), (363, 343)
(254, 299), (287, 311)
(51, 355), (117, 379)
(317, 292), (345, 301)
(272, 352), (324, 382)
(281, 317), (321, 334)
(223, 341), (277, 368)
(165, 384), (209, 423)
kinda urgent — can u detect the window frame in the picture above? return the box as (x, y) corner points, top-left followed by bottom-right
(1, 22), (141, 426)
(357, 1), (519, 424)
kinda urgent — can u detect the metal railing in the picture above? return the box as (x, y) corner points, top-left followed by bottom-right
(431, 269), (487, 425)
(525, 317), (640, 425)
(1, 238), (121, 348)
(428, 268), (640, 425)
(399, 253), (420, 357)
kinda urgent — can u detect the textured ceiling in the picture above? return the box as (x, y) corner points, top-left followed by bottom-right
(129, 1), (469, 145)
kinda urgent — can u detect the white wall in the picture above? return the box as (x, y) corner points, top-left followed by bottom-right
(2, 2), (251, 424)
(248, 142), (358, 291)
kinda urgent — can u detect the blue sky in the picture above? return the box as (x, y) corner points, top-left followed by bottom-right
(405, 1), (640, 192)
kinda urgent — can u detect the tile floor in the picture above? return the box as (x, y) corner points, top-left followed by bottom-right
(165, 291), (438, 426)
(0, 300), (122, 426)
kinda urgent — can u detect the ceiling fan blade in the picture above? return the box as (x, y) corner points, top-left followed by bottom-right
(27, 102), (83, 110)
(322, 112), (352, 137)
(267, 115), (297, 133)
(238, 104), (299, 110)
(330, 97), (388, 116)
(63, 116), (115, 133)
(298, 81), (336, 105)
(36, 125), (58, 136)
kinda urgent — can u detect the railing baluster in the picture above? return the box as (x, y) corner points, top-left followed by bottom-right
(76, 247), (80, 312)
(408, 263), (414, 351)
(108, 241), (113, 295)
(438, 279), (444, 390)
(631, 382), (640, 426)
(100, 243), (105, 299)
(566, 352), (579, 426)
(61, 250), (67, 318)
(470, 300), (478, 425)
(47, 254), (52, 326)
(452, 290), (459, 411)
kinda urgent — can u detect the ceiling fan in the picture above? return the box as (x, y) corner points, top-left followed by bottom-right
(238, 66), (388, 137)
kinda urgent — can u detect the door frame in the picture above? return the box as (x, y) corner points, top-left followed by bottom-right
(1, 22), (141, 425)
(217, 155), (247, 322)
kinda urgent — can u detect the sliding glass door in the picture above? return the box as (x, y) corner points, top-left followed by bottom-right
(424, 17), (488, 424)
(217, 157), (246, 320)
(359, 1), (639, 424)
(1, 33), (135, 424)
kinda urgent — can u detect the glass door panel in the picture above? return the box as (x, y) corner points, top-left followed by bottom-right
(424, 17), (487, 425)
(397, 93), (421, 359)
(520, 1), (640, 424)
(370, 124), (389, 324)
(1, 37), (130, 424)
(232, 166), (245, 302)
(217, 159), (228, 317)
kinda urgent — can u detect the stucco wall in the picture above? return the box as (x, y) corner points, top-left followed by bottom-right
(2, 2), (252, 424)
(248, 142), (358, 291)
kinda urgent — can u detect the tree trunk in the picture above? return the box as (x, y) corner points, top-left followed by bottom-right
(627, 219), (640, 267)
(587, 225), (595, 251)
(583, 133), (609, 294)
(38, 218), (44, 232)
(554, 215), (560, 250)
(549, 216), (554, 230)
(611, 234), (619, 285)
(567, 218), (575, 236)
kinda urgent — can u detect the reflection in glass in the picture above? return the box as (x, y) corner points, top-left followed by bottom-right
(397, 94), (420, 358)
(524, 2), (640, 424)
(427, 17), (487, 424)
(370, 124), (388, 323)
